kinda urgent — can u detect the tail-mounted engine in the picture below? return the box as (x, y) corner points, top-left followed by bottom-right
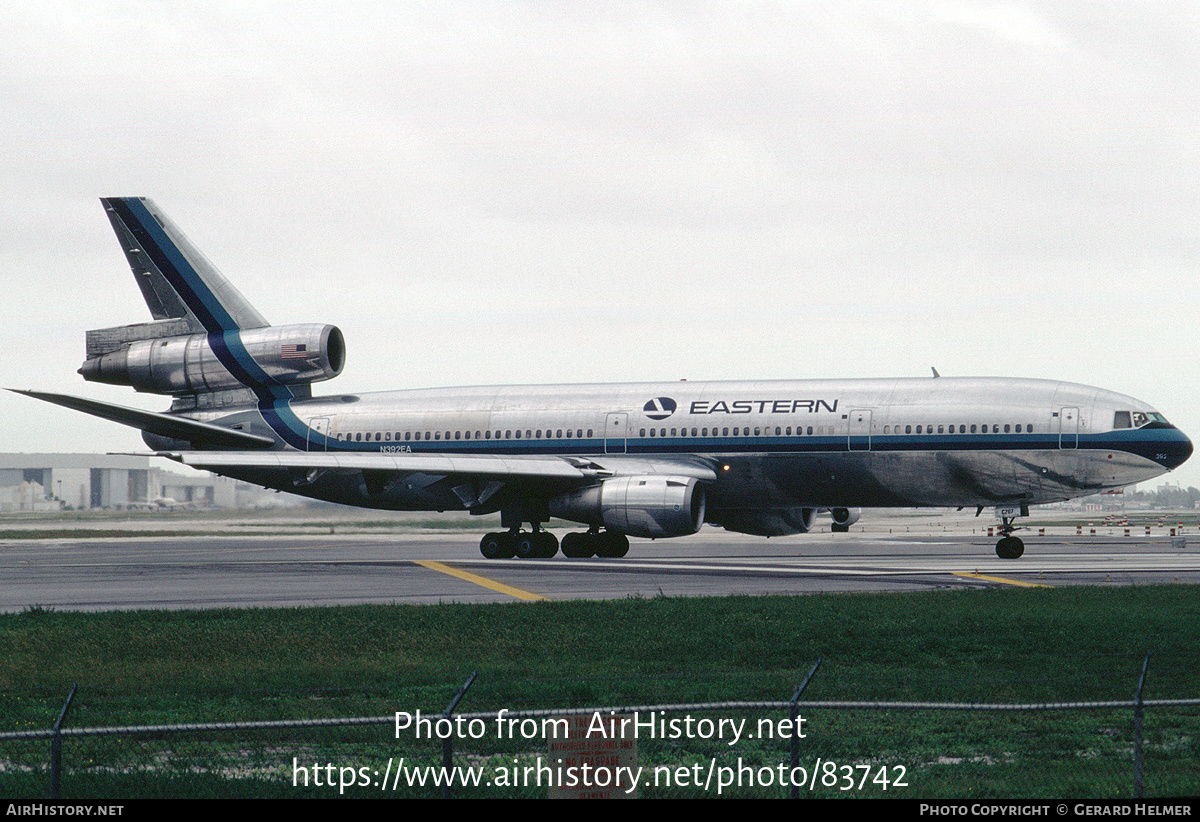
(80, 321), (345, 395)
(549, 475), (706, 539)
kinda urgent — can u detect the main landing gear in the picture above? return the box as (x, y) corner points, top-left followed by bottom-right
(479, 529), (558, 559)
(478, 528), (630, 559)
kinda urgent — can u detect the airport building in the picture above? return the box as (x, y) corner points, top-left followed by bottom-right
(0, 454), (237, 511)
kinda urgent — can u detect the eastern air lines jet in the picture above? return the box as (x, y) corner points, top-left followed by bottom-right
(14, 198), (1193, 560)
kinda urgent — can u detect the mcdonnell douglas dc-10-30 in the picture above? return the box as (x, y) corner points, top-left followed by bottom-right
(14, 198), (1193, 559)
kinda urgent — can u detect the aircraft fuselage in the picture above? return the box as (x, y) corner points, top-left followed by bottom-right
(172, 375), (1190, 517)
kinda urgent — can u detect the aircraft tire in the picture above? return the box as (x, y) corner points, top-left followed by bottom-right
(537, 532), (559, 558)
(480, 532), (516, 560)
(995, 536), (1025, 559)
(594, 531), (630, 558)
(561, 533), (594, 558)
(515, 533), (541, 560)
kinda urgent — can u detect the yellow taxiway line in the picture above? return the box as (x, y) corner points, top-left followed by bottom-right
(413, 560), (547, 601)
(953, 572), (1052, 588)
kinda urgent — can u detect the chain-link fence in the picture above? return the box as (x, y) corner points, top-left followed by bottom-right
(4, 674), (1198, 798)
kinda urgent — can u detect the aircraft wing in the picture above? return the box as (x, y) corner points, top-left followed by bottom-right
(168, 450), (591, 480)
(165, 451), (718, 483)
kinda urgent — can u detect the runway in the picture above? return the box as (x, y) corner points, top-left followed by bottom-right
(2, 529), (1198, 612)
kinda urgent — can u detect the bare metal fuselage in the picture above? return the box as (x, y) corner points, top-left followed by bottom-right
(178, 375), (1187, 519)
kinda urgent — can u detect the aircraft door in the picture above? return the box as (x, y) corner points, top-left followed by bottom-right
(1058, 407), (1079, 449)
(605, 412), (627, 454)
(308, 417), (330, 452)
(848, 409), (872, 451)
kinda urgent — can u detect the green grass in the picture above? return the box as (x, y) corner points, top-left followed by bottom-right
(3, 586), (1199, 798)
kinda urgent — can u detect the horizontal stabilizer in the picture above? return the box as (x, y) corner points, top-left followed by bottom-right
(8, 389), (275, 449)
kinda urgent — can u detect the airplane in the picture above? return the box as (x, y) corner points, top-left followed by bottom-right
(12, 197), (1193, 560)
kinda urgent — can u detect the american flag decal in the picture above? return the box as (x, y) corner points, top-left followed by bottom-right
(280, 343), (308, 360)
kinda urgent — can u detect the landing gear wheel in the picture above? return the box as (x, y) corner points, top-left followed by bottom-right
(515, 532), (539, 559)
(995, 536), (1024, 559)
(480, 532), (516, 559)
(561, 532), (595, 558)
(513, 531), (558, 559)
(537, 531), (559, 558)
(594, 531), (630, 558)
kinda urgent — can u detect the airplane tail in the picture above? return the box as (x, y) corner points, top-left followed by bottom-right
(81, 198), (344, 404)
(100, 197), (269, 334)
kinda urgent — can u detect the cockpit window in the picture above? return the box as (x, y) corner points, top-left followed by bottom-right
(1117, 411), (1172, 429)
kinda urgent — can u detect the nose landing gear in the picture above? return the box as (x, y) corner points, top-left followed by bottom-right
(995, 512), (1025, 559)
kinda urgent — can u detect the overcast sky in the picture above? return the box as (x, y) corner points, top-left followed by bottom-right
(2, 1), (1197, 491)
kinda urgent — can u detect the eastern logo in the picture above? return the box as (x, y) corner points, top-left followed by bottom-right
(643, 397), (677, 420)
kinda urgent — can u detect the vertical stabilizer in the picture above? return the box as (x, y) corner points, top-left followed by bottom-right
(101, 197), (269, 332)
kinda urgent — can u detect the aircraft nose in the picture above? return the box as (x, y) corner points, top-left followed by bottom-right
(1160, 429), (1194, 470)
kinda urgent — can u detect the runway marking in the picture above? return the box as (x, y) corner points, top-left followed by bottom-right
(413, 560), (547, 601)
(953, 572), (1052, 588)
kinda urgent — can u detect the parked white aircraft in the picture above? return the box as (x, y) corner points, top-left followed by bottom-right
(14, 198), (1192, 559)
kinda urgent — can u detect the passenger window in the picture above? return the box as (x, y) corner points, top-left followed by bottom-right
(970, 425), (976, 434)
(1004, 424), (1010, 433)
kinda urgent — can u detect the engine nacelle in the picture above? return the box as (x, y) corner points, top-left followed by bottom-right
(80, 323), (345, 395)
(829, 507), (862, 528)
(714, 507), (816, 537)
(549, 475), (706, 539)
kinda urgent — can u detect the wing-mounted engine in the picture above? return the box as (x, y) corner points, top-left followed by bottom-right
(549, 475), (706, 539)
(712, 506), (816, 537)
(80, 322), (345, 395)
(829, 507), (861, 532)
